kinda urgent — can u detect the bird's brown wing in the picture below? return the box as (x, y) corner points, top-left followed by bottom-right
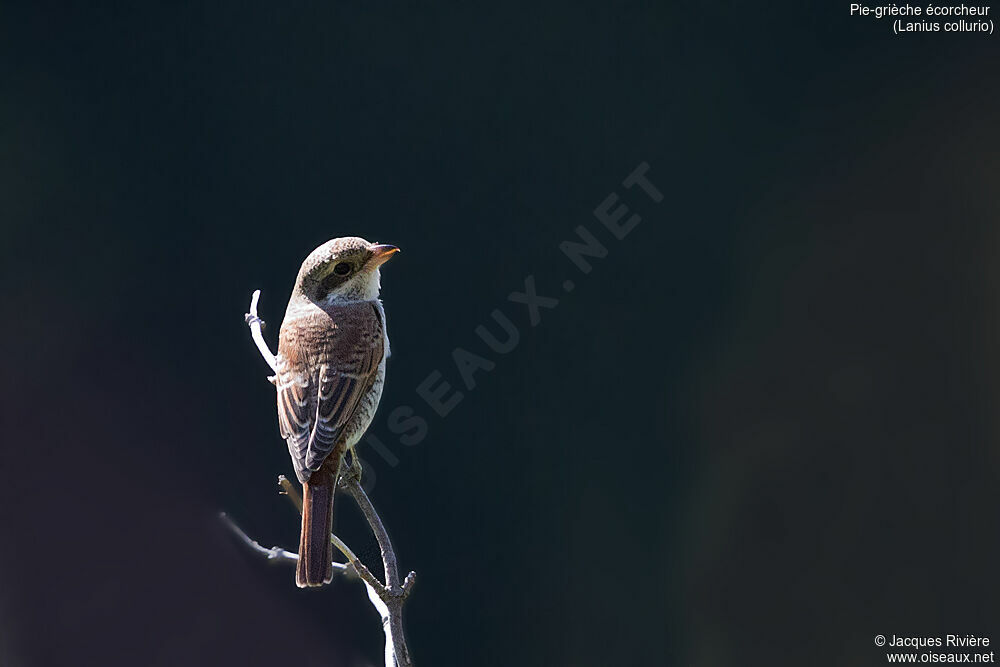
(275, 346), (313, 481)
(276, 303), (384, 481)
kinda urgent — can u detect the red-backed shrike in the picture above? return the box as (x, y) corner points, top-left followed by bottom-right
(275, 237), (398, 587)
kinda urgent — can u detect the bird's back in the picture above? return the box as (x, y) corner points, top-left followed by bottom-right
(275, 298), (386, 480)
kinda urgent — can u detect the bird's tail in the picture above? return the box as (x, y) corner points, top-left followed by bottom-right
(296, 462), (339, 588)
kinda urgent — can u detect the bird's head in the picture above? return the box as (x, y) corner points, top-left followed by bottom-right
(294, 236), (399, 304)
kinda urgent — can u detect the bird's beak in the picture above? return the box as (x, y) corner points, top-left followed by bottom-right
(368, 244), (400, 268)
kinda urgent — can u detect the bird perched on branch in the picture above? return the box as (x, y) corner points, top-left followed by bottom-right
(275, 237), (398, 587)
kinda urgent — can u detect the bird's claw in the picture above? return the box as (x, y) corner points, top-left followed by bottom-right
(349, 450), (363, 476)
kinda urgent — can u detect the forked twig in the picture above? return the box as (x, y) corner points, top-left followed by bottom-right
(276, 475), (386, 598)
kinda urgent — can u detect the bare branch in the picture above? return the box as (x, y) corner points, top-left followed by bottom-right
(245, 290), (278, 374)
(277, 475), (387, 596)
(340, 466), (413, 667)
(219, 512), (347, 573)
(277, 474), (303, 513)
(273, 472), (412, 666)
(341, 468), (400, 591)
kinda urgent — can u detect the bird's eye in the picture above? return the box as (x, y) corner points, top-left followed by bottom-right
(333, 262), (352, 276)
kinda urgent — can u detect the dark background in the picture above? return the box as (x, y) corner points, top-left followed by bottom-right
(2, 3), (999, 666)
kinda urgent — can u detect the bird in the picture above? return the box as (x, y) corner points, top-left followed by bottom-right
(274, 236), (398, 587)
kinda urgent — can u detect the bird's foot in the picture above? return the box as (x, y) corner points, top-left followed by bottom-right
(339, 449), (363, 485)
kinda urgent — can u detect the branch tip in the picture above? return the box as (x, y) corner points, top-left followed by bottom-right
(246, 289), (278, 372)
(277, 475), (303, 513)
(402, 571), (417, 597)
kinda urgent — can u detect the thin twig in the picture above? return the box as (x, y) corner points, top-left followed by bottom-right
(219, 512), (349, 575)
(277, 474), (304, 513)
(342, 469), (400, 590)
(276, 475), (385, 595)
(245, 290), (278, 374)
(278, 474), (408, 667)
(220, 512), (302, 565)
(341, 466), (415, 667)
(222, 512), (394, 666)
